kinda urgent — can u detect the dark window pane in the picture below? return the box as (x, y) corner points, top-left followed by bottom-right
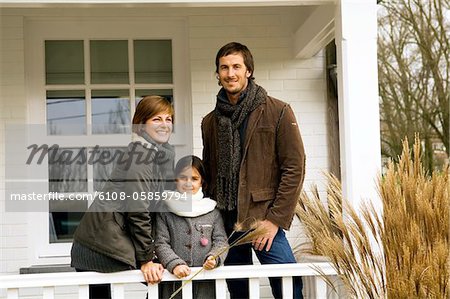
(92, 90), (130, 134)
(90, 40), (129, 84)
(134, 40), (172, 84)
(49, 211), (86, 243)
(45, 40), (84, 85)
(46, 90), (86, 135)
(92, 147), (128, 191)
(135, 89), (173, 106)
(48, 147), (87, 192)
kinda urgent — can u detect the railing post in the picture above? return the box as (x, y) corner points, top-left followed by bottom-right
(315, 276), (327, 299)
(43, 286), (55, 299)
(181, 281), (193, 299)
(78, 284), (89, 299)
(111, 283), (124, 299)
(282, 276), (293, 298)
(215, 279), (227, 299)
(7, 289), (19, 299)
(147, 284), (159, 298)
(249, 278), (260, 299)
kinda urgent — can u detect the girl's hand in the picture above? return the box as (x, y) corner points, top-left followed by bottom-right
(203, 256), (216, 270)
(140, 261), (164, 284)
(173, 264), (191, 278)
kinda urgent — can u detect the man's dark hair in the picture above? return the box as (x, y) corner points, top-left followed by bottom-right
(215, 42), (255, 80)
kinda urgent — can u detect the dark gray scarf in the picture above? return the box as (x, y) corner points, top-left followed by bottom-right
(215, 80), (267, 210)
(137, 131), (176, 190)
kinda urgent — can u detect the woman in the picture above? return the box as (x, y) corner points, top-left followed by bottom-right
(71, 95), (175, 299)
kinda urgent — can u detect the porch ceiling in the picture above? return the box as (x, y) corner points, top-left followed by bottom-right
(0, 0), (335, 8)
(294, 4), (335, 58)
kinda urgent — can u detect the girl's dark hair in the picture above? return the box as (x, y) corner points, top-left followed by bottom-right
(175, 155), (207, 190)
(215, 42), (255, 81)
(132, 95), (174, 134)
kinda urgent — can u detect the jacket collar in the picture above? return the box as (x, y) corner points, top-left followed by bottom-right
(131, 132), (159, 152)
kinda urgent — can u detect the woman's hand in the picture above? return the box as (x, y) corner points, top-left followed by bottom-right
(140, 261), (164, 284)
(173, 264), (191, 278)
(203, 256), (216, 270)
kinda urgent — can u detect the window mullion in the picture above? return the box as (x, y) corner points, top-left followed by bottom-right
(85, 39), (92, 136)
(129, 39), (136, 121)
(87, 151), (94, 202)
(84, 39), (94, 199)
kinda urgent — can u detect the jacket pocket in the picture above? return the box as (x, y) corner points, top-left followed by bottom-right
(113, 212), (126, 230)
(251, 189), (276, 202)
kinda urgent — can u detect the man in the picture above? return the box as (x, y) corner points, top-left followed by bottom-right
(201, 42), (305, 299)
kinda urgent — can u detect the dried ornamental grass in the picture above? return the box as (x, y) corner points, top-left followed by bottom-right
(297, 174), (386, 299)
(381, 138), (449, 298)
(297, 137), (449, 298)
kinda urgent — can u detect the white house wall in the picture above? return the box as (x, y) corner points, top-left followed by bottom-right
(0, 14), (28, 275)
(0, 6), (329, 298)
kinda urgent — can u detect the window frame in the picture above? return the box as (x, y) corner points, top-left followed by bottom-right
(24, 17), (192, 265)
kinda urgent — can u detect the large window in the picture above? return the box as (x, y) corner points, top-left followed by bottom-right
(25, 19), (191, 263)
(45, 39), (175, 243)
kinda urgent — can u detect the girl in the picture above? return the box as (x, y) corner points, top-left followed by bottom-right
(71, 95), (174, 299)
(156, 155), (228, 299)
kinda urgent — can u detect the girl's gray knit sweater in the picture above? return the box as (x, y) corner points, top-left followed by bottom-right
(155, 209), (228, 273)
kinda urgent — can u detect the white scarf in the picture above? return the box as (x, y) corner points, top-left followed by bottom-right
(164, 188), (217, 217)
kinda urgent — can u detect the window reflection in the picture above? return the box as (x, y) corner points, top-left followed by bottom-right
(45, 40), (84, 85)
(46, 90), (86, 135)
(92, 90), (130, 134)
(90, 40), (129, 84)
(48, 147), (87, 192)
(134, 40), (172, 84)
(135, 89), (173, 106)
(92, 147), (128, 191)
(49, 211), (85, 243)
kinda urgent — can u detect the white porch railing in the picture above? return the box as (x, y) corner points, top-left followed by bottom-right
(0, 263), (337, 299)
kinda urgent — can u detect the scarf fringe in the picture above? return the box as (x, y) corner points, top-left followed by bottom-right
(214, 80), (267, 211)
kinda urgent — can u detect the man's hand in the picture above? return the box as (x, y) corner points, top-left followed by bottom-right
(203, 256), (217, 270)
(140, 261), (164, 284)
(173, 264), (191, 278)
(252, 220), (279, 251)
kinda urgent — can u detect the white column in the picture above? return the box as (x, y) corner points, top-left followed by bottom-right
(335, 0), (381, 211)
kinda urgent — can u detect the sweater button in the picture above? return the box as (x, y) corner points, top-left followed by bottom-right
(186, 229), (191, 235)
(185, 244), (192, 249)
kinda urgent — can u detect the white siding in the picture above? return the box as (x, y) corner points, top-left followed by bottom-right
(0, 6), (329, 298)
(0, 15), (29, 278)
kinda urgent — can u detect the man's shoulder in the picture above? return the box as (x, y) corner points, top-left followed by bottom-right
(201, 110), (216, 128)
(262, 96), (290, 117)
(203, 110), (216, 120)
(265, 95), (289, 109)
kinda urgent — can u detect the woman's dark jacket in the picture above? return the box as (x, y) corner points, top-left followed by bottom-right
(72, 136), (174, 268)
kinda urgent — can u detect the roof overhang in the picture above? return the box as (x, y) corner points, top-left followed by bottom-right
(0, 0), (335, 8)
(294, 4), (335, 58)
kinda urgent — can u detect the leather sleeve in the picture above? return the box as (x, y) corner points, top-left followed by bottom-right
(265, 104), (306, 229)
(124, 148), (159, 265)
